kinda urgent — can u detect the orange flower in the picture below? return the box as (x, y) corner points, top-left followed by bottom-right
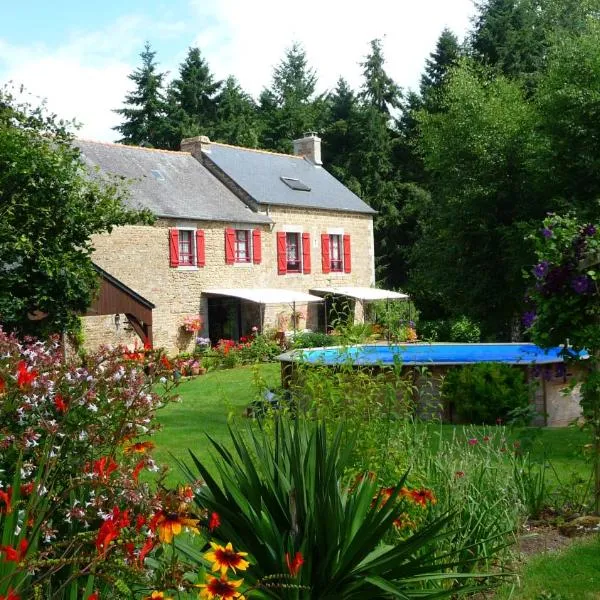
(285, 551), (304, 577)
(143, 592), (172, 600)
(205, 542), (249, 575)
(149, 510), (199, 543)
(132, 459), (146, 483)
(124, 441), (155, 454)
(0, 539), (28, 562)
(196, 574), (245, 600)
(407, 488), (436, 508)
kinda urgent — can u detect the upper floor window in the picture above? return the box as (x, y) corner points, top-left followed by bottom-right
(286, 232), (301, 272)
(329, 234), (343, 272)
(178, 229), (194, 266)
(235, 230), (251, 263)
(169, 228), (205, 268)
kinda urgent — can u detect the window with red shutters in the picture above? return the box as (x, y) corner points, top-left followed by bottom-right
(169, 229), (179, 267)
(302, 232), (311, 274)
(225, 229), (235, 264)
(277, 232), (287, 275)
(178, 230), (194, 265)
(235, 230), (251, 263)
(196, 230), (205, 267)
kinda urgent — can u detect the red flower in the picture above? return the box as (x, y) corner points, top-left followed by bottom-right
(0, 488), (12, 514)
(0, 539), (28, 562)
(285, 551), (304, 577)
(139, 537), (156, 564)
(0, 377), (5, 393)
(483, 435), (490, 442)
(135, 514), (147, 532)
(0, 589), (20, 600)
(468, 438), (478, 446)
(54, 394), (68, 413)
(20, 482), (34, 496)
(160, 355), (172, 370)
(209, 511), (221, 531)
(87, 593), (100, 600)
(132, 459), (146, 483)
(455, 471), (465, 479)
(95, 507), (130, 555)
(16, 361), (37, 388)
(93, 456), (118, 480)
(407, 488), (436, 508)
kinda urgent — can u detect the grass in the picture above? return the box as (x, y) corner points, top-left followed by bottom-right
(497, 535), (600, 599)
(152, 363), (280, 484)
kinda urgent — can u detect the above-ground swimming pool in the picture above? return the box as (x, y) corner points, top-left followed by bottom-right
(277, 343), (588, 426)
(278, 342), (585, 367)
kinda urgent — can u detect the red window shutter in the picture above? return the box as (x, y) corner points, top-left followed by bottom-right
(302, 233), (311, 274)
(225, 228), (235, 264)
(252, 229), (262, 264)
(321, 234), (330, 274)
(195, 230), (205, 267)
(343, 234), (351, 273)
(277, 232), (287, 275)
(169, 229), (179, 267)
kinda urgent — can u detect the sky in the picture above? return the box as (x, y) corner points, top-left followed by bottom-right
(0, 0), (477, 142)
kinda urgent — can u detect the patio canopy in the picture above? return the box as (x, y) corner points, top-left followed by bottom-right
(203, 288), (324, 304)
(309, 286), (409, 301)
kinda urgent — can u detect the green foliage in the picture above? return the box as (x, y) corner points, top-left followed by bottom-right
(0, 87), (152, 337)
(291, 331), (338, 349)
(442, 363), (532, 424)
(182, 420), (499, 599)
(419, 316), (481, 342)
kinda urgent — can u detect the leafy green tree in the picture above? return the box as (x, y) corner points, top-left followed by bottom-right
(212, 76), (260, 147)
(163, 47), (222, 148)
(113, 42), (168, 147)
(0, 87), (152, 337)
(258, 42), (321, 151)
(412, 62), (539, 336)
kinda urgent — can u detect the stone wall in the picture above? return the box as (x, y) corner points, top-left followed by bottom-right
(83, 208), (374, 354)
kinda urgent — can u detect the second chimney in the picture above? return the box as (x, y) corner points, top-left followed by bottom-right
(181, 135), (211, 160)
(292, 132), (322, 165)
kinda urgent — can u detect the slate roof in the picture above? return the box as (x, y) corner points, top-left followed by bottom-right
(202, 143), (376, 215)
(76, 140), (271, 225)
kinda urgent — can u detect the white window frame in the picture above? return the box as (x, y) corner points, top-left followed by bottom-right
(176, 224), (198, 271)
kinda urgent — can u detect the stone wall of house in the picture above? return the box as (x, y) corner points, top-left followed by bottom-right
(83, 208), (374, 354)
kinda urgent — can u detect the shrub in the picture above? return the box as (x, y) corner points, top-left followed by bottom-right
(442, 363), (532, 424)
(291, 331), (338, 348)
(182, 420), (501, 599)
(419, 316), (481, 342)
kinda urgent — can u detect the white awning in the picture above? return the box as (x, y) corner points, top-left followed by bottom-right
(310, 286), (409, 301)
(203, 288), (324, 304)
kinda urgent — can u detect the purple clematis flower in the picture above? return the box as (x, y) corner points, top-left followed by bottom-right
(571, 275), (590, 294)
(541, 227), (553, 239)
(533, 261), (549, 279)
(522, 311), (536, 328)
(583, 224), (597, 237)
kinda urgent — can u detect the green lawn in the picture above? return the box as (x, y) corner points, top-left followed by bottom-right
(152, 363), (280, 484)
(497, 535), (600, 599)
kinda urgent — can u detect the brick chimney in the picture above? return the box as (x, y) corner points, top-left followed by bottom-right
(292, 132), (322, 165)
(181, 135), (211, 160)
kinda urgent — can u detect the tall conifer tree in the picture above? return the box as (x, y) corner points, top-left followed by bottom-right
(113, 43), (168, 147)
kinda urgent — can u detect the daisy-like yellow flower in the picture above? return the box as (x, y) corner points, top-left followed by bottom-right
(196, 574), (245, 600)
(149, 511), (199, 543)
(204, 542), (250, 575)
(124, 441), (155, 454)
(143, 592), (173, 600)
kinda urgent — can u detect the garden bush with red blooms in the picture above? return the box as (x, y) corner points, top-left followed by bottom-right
(0, 329), (223, 598)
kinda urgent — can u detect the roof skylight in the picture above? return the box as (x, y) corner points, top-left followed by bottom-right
(280, 176), (311, 192)
(151, 169), (165, 182)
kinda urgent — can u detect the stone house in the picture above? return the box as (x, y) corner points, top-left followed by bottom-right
(79, 134), (391, 354)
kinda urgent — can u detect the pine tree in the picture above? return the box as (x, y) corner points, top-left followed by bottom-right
(113, 43), (168, 147)
(258, 42), (320, 152)
(420, 28), (462, 112)
(360, 39), (402, 115)
(212, 76), (260, 147)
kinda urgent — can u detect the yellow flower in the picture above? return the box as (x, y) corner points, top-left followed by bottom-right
(150, 510), (199, 543)
(144, 592), (173, 600)
(204, 542), (250, 575)
(196, 574), (245, 599)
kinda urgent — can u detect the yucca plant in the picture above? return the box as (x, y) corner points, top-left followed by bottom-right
(180, 420), (503, 599)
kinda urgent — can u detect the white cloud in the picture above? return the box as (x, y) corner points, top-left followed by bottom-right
(189, 0), (476, 96)
(0, 1), (475, 142)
